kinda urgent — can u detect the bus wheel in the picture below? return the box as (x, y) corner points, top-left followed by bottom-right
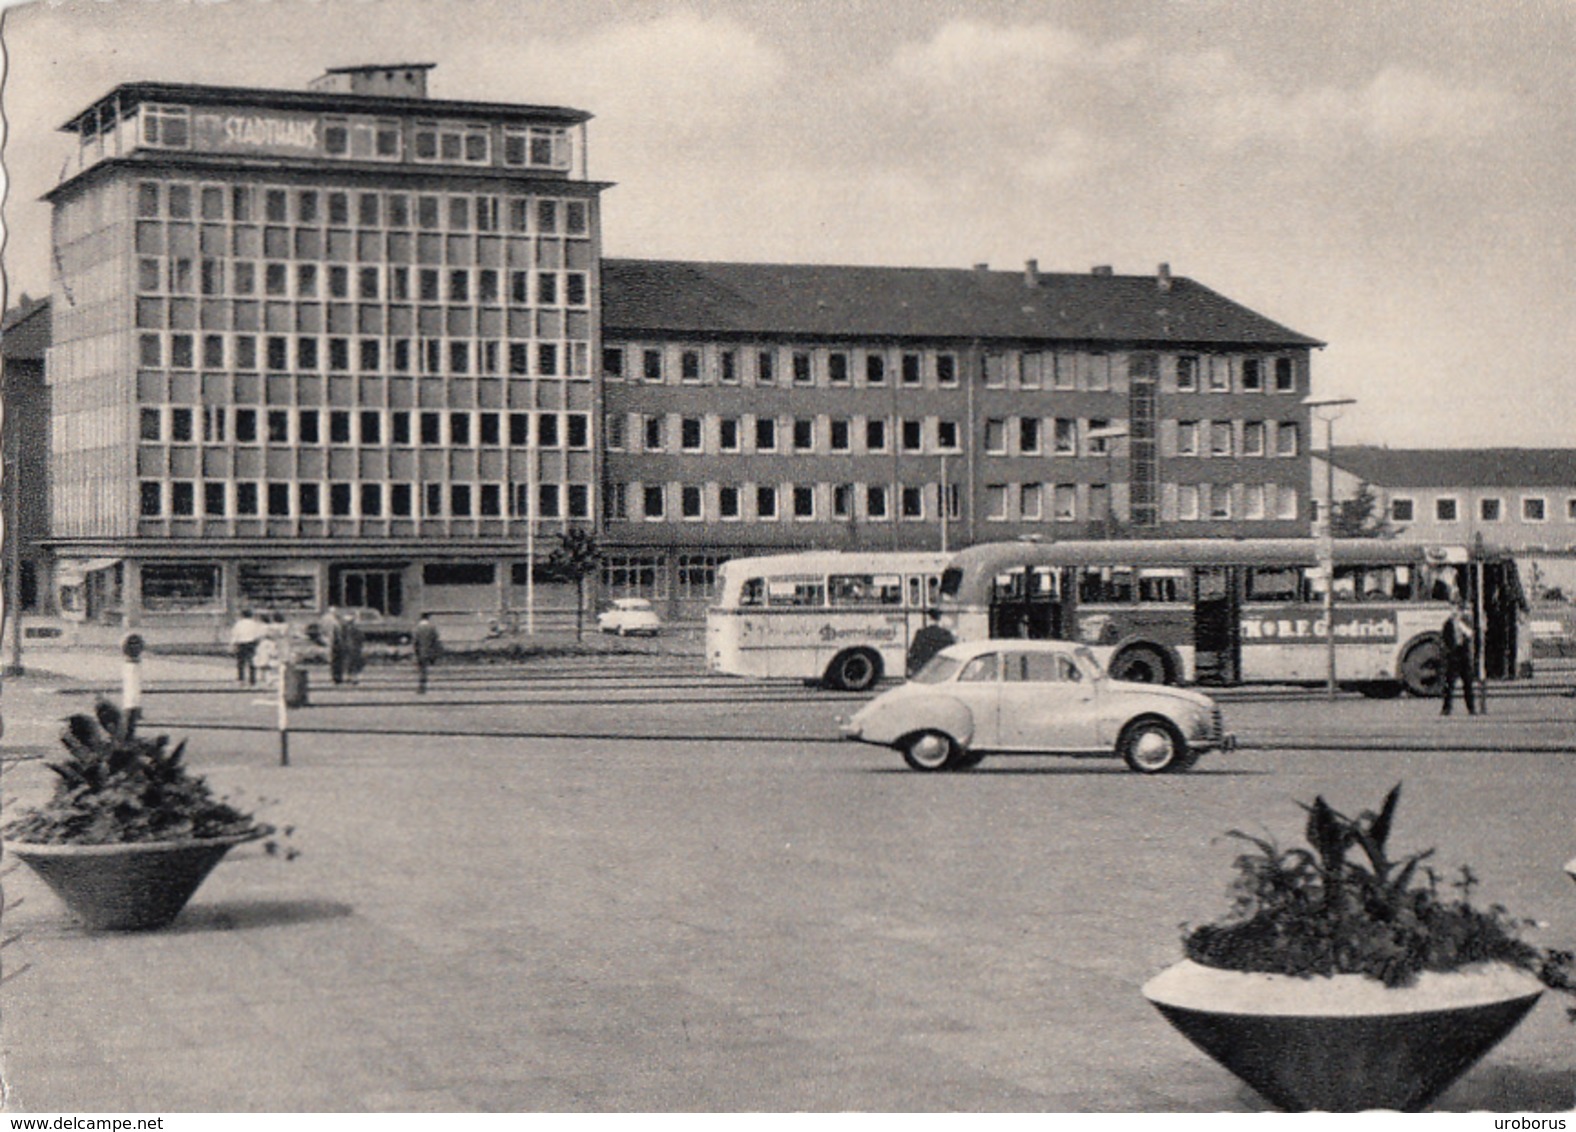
(826, 649), (881, 692)
(901, 730), (957, 772)
(1110, 646), (1168, 684)
(1118, 717), (1187, 774)
(1400, 637), (1446, 698)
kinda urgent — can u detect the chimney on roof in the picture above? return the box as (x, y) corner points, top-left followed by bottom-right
(310, 63), (436, 98)
(1091, 265), (1114, 276)
(1024, 259), (1039, 288)
(1157, 263), (1172, 292)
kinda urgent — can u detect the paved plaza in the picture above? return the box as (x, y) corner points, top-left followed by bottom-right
(2, 648), (1575, 1111)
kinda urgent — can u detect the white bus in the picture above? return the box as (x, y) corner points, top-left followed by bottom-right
(706, 551), (952, 690)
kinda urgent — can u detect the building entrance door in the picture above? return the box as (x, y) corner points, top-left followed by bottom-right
(330, 566), (405, 616)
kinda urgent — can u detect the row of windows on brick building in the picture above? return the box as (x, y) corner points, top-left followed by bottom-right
(605, 414), (1300, 458)
(604, 345), (1300, 393)
(601, 481), (1300, 525)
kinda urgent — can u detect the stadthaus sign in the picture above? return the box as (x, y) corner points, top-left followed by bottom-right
(193, 110), (321, 157)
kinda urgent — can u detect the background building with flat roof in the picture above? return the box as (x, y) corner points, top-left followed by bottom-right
(1313, 446), (1576, 597)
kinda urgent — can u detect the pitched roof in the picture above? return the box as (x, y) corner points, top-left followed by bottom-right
(1, 297), (51, 362)
(601, 259), (1322, 348)
(1330, 446), (1576, 489)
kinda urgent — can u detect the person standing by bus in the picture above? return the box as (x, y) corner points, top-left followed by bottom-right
(906, 610), (956, 676)
(1441, 601), (1477, 716)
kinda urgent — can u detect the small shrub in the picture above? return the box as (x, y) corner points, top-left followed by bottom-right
(1183, 783), (1576, 1011)
(1, 701), (271, 846)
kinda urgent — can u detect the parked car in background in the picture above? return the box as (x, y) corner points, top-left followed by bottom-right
(840, 639), (1233, 774)
(304, 607), (416, 647)
(597, 598), (662, 637)
(1528, 602), (1576, 660)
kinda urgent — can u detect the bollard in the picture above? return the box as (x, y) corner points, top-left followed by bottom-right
(121, 632), (145, 726)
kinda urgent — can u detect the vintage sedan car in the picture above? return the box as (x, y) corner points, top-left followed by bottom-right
(304, 606), (416, 647)
(597, 597), (663, 637)
(840, 639), (1233, 774)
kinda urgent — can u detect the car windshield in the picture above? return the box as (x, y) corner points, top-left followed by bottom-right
(910, 654), (964, 685)
(1073, 646), (1106, 679)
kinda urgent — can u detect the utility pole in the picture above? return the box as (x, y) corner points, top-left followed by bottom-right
(1305, 396), (1357, 700)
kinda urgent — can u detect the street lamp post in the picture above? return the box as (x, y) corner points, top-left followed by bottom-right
(1304, 396), (1357, 700)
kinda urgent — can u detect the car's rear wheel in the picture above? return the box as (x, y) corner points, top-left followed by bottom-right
(1118, 717), (1188, 774)
(826, 648), (881, 692)
(901, 730), (958, 772)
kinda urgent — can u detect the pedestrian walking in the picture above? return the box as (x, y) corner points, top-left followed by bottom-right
(1441, 601), (1477, 716)
(413, 613), (442, 694)
(906, 610), (956, 676)
(254, 624), (281, 689)
(327, 607), (348, 685)
(229, 608), (266, 686)
(344, 615), (366, 685)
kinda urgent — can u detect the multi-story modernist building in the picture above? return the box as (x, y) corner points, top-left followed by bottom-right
(45, 65), (605, 623)
(601, 258), (1321, 613)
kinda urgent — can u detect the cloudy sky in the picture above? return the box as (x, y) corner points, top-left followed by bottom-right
(3, 0), (1573, 449)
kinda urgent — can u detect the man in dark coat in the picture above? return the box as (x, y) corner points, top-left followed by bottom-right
(1441, 602), (1476, 716)
(906, 610), (957, 676)
(413, 614), (442, 694)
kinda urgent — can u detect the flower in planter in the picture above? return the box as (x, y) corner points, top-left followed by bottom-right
(1182, 783), (1576, 1004)
(1145, 783), (1576, 1111)
(3, 702), (295, 931)
(3, 700), (273, 846)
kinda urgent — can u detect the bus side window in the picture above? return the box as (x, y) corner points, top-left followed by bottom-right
(769, 578), (825, 607)
(741, 578), (764, 607)
(907, 577), (923, 608)
(927, 575), (941, 606)
(1138, 568), (1186, 603)
(1246, 567), (1298, 603)
(1080, 567), (1134, 603)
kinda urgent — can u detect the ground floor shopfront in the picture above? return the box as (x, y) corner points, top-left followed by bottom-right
(43, 539), (586, 634)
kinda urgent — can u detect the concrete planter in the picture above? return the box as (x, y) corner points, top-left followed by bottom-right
(4, 827), (270, 931)
(1143, 959), (1544, 1111)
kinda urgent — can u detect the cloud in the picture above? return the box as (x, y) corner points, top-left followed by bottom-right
(1180, 64), (1522, 154)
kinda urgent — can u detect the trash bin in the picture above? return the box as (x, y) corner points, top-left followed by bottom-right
(282, 663), (310, 708)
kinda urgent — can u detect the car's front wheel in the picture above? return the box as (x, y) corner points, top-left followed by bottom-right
(901, 730), (958, 772)
(1118, 717), (1188, 774)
